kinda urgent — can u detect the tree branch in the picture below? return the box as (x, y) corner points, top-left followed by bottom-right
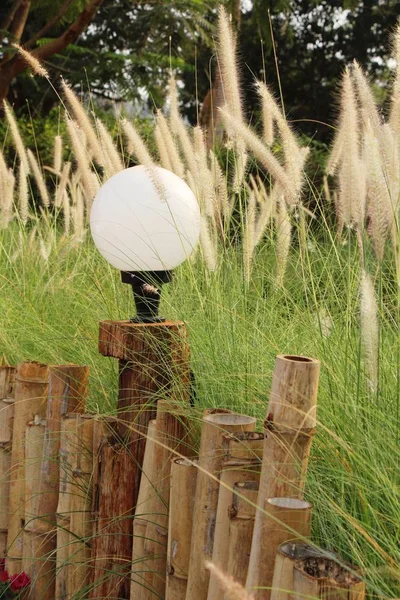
(0, 0), (23, 33)
(0, 0), (105, 102)
(25, 0), (75, 49)
(32, 0), (105, 62)
(9, 0), (31, 42)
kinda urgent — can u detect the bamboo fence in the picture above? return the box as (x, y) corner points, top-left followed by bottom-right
(0, 350), (366, 600)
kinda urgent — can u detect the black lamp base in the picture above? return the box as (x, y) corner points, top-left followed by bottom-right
(121, 270), (173, 324)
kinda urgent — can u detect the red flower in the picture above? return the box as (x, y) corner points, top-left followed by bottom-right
(10, 572), (30, 591)
(0, 570), (9, 583)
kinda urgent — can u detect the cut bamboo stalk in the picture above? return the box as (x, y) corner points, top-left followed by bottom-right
(186, 410), (257, 600)
(0, 367), (15, 556)
(89, 434), (135, 600)
(24, 418), (56, 599)
(255, 498), (312, 600)
(68, 416), (94, 599)
(56, 414), (94, 600)
(293, 556), (366, 600)
(166, 457), (197, 600)
(144, 399), (190, 598)
(7, 361), (49, 575)
(246, 355), (320, 600)
(130, 420), (157, 600)
(42, 365), (88, 531)
(0, 443), (11, 534)
(226, 481), (259, 587)
(0, 531), (6, 558)
(23, 529), (56, 600)
(271, 542), (327, 600)
(207, 433), (263, 600)
(0, 365), (15, 404)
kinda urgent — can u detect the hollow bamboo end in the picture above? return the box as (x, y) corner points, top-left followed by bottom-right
(267, 498), (313, 510)
(234, 481), (259, 492)
(204, 413), (256, 427)
(16, 361), (49, 381)
(277, 354), (320, 365)
(295, 557), (363, 586)
(278, 542), (324, 561)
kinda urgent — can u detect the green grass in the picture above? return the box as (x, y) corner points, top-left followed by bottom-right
(0, 219), (399, 597)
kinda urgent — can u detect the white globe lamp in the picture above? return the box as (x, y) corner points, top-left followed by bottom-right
(90, 165), (201, 322)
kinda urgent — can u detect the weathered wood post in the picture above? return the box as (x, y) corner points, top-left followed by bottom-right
(90, 320), (191, 599)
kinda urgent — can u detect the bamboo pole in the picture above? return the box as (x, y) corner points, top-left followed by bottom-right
(130, 420), (157, 600)
(166, 457), (197, 600)
(207, 432), (263, 600)
(23, 418), (57, 600)
(253, 498), (312, 600)
(0, 367), (15, 544)
(293, 556), (366, 600)
(143, 399), (191, 598)
(0, 532), (6, 559)
(246, 355), (320, 600)
(42, 365), (88, 529)
(56, 414), (94, 600)
(226, 481), (259, 587)
(7, 362), (49, 575)
(185, 410), (257, 600)
(0, 443), (11, 536)
(271, 542), (326, 600)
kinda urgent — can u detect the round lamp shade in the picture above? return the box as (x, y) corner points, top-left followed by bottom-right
(90, 165), (201, 272)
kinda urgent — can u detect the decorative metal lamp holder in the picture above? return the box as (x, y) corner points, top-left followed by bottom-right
(121, 270), (173, 323)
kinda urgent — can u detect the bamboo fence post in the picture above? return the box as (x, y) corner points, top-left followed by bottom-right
(166, 457), (197, 600)
(293, 556), (366, 600)
(226, 481), (259, 586)
(7, 362), (49, 575)
(0, 365), (15, 559)
(130, 420), (157, 600)
(271, 542), (326, 600)
(98, 320), (191, 507)
(254, 498), (312, 600)
(56, 414), (94, 600)
(185, 410), (257, 600)
(207, 432), (263, 600)
(143, 399), (192, 599)
(246, 355), (320, 600)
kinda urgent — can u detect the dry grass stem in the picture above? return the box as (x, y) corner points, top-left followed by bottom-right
(54, 135), (63, 173)
(3, 101), (30, 173)
(13, 44), (49, 78)
(220, 107), (295, 203)
(205, 562), (254, 600)
(62, 80), (103, 165)
(27, 149), (50, 208)
(360, 270), (379, 393)
(18, 162), (29, 225)
(156, 110), (185, 177)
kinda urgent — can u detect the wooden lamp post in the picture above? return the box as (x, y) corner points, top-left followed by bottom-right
(89, 164), (201, 599)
